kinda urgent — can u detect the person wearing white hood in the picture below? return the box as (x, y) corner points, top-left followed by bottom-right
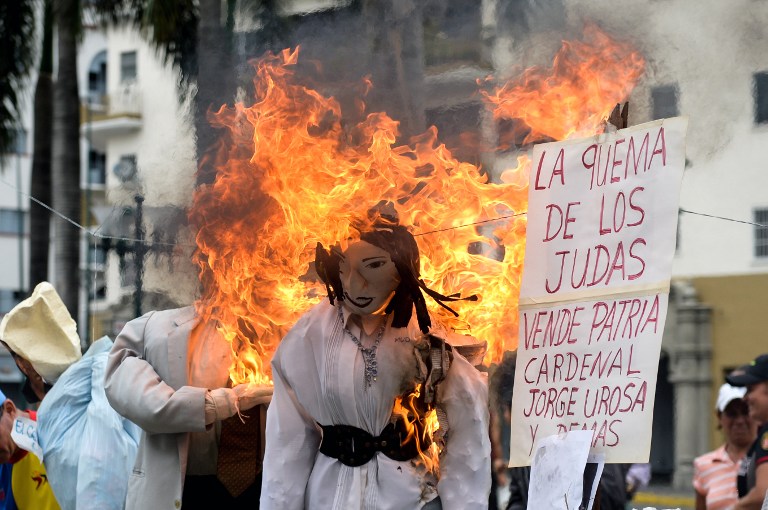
(0, 281), (140, 510)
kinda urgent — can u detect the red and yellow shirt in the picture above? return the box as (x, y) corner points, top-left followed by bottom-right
(10, 411), (59, 510)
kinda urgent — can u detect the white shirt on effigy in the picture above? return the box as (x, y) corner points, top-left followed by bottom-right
(260, 300), (491, 510)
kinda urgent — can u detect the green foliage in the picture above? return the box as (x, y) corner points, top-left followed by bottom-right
(89, 0), (199, 95)
(0, 0), (37, 156)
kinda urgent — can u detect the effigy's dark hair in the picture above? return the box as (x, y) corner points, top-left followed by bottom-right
(315, 217), (476, 333)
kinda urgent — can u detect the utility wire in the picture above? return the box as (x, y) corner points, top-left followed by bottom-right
(678, 208), (767, 228)
(0, 176), (192, 247)
(2, 176), (766, 248)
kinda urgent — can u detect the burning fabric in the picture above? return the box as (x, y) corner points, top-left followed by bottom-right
(189, 47), (530, 386)
(260, 209), (491, 509)
(189, 25), (645, 386)
(183, 24), (645, 509)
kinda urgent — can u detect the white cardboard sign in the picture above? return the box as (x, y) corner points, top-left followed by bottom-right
(11, 416), (43, 461)
(527, 430), (592, 509)
(510, 117), (688, 466)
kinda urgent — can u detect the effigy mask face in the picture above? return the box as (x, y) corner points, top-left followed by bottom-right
(338, 240), (400, 316)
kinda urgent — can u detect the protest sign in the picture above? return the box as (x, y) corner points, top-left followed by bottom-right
(12, 416), (44, 461)
(509, 117), (688, 466)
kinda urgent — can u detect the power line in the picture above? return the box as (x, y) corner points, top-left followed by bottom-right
(679, 208), (767, 228)
(0, 176), (192, 247)
(2, 176), (766, 247)
(413, 212), (528, 236)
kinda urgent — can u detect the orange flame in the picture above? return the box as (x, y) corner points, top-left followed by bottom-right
(189, 48), (527, 384)
(189, 24), (644, 385)
(481, 24), (645, 145)
(391, 385), (441, 475)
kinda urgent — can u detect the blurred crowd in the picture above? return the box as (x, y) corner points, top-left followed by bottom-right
(486, 351), (768, 510)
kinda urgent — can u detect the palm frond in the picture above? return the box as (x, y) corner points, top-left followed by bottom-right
(0, 0), (38, 156)
(90, 0), (199, 96)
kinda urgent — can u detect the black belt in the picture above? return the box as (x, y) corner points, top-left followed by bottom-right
(318, 420), (431, 467)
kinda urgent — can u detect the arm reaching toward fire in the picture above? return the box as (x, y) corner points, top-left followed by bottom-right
(436, 351), (492, 510)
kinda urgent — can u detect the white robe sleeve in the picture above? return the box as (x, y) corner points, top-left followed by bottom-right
(260, 343), (322, 510)
(436, 352), (491, 509)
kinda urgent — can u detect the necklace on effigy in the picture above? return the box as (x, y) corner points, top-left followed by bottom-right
(339, 306), (388, 387)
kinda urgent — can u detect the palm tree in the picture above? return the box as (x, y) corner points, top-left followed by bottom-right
(0, 0), (82, 317)
(196, 0), (235, 185)
(1, 0), (276, 320)
(51, 0), (82, 319)
(1, 0), (54, 298)
(30, 0), (54, 289)
(3, 0), (200, 317)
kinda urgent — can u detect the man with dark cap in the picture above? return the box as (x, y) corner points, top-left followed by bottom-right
(727, 354), (768, 510)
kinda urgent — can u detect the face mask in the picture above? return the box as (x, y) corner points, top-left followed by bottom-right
(339, 240), (400, 316)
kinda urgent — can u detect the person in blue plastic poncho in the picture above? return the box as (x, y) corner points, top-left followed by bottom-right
(0, 282), (141, 510)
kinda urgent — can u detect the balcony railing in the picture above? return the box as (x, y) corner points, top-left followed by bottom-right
(81, 82), (142, 149)
(82, 81), (142, 123)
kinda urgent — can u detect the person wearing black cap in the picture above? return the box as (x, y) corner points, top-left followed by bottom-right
(727, 354), (768, 510)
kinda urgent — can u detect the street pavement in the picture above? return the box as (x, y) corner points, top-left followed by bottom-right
(631, 483), (695, 510)
(495, 480), (695, 509)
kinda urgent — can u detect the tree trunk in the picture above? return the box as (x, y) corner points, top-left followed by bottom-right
(51, 0), (81, 321)
(29, 0), (53, 290)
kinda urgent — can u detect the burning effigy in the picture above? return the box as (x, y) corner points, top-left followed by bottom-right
(187, 24), (645, 387)
(259, 207), (491, 508)
(179, 23), (647, 510)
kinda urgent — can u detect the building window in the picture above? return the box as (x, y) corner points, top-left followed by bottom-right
(651, 85), (679, 120)
(755, 208), (768, 258)
(120, 51), (137, 82)
(0, 209), (26, 235)
(754, 72), (768, 124)
(88, 150), (106, 185)
(88, 243), (107, 265)
(88, 269), (107, 301)
(423, 0), (483, 68)
(88, 50), (108, 104)
(10, 129), (27, 155)
(120, 259), (136, 289)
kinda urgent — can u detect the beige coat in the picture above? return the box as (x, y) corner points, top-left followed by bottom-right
(104, 306), (206, 510)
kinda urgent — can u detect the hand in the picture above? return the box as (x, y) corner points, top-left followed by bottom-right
(232, 383), (273, 412)
(206, 384), (273, 425)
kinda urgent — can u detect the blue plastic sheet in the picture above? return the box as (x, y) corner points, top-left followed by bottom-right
(38, 337), (140, 510)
